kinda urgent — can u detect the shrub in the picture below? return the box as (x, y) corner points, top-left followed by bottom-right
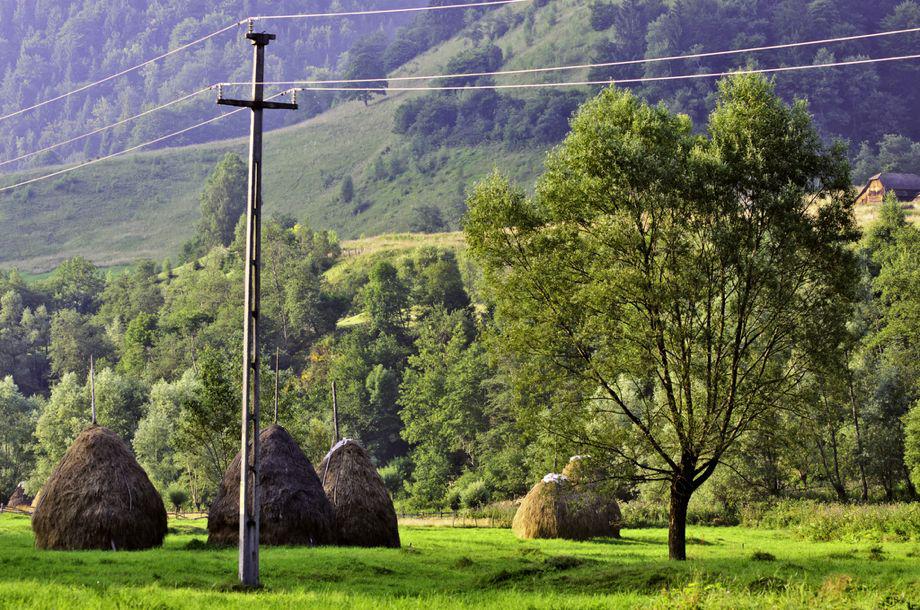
(167, 487), (188, 514)
(741, 500), (920, 542)
(461, 480), (491, 509)
(378, 463), (405, 498)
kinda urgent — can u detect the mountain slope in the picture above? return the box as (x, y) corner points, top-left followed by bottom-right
(0, 0), (587, 271)
(2, 0), (919, 271)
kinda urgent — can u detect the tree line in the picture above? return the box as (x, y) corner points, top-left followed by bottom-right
(1, 74), (919, 561)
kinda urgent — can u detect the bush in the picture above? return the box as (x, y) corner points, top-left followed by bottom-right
(379, 464), (404, 498)
(461, 480), (491, 509)
(741, 500), (920, 542)
(167, 487), (188, 514)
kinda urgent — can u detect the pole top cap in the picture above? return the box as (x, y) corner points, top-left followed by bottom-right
(247, 32), (276, 45)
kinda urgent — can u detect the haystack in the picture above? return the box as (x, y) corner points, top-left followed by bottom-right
(512, 473), (616, 540)
(31, 425), (167, 550)
(562, 455), (622, 538)
(6, 483), (32, 509)
(208, 424), (335, 547)
(318, 439), (400, 548)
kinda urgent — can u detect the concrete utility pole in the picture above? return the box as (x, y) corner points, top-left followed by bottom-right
(218, 24), (297, 588)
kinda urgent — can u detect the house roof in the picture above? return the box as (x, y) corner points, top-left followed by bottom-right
(868, 173), (920, 190)
(857, 172), (920, 201)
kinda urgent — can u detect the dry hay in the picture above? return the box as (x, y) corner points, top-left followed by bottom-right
(31, 425), (167, 550)
(6, 483), (32, 509)
(318, 439), (400, 548)
(512, 473), (618, 540)
(208, 424), (335, 547)
(561, 456), (622, 538)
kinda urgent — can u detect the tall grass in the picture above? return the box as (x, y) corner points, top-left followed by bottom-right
(741, 500), (920, 542)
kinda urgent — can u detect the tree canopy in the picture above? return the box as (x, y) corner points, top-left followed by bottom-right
(465, 75), (859, 560)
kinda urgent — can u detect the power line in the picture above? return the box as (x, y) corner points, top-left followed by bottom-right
(222, 25), (920, 88)
(16, 25), (915, 171)
(0, 0), (531, 124)
(0, 95), (289, 192)
(0, 26), (239, 124)
(252, 0), (529, 22)
(0, 86), (216, 169)
(287, 53), (920, 92)
(4, 53), (918, 194)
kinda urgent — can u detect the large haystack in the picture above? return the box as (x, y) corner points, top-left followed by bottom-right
(562, 455), (622, 538)
(512, 473), (616, 540)
(208, 424), (335, 547)
(318, 439), (400, 548)
(32, 425), (167, 550)
(6, 483), (32, 509)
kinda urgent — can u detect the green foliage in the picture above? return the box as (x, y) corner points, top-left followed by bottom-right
(340, 175), (355, 204)
(1, 515), (918, 607)
(0, 377), (39, 499)
(741, 500), (920, 543)
(465, 75), (858, 558)
(174, 348), (238, 490)
(341, 32), (389, 106)
(197, 153), (247, 250)
(40, 257), (103, 314)
(460, 480), (490, 509)
(904, 402), (920, 490)
(48, 309), (111, 379)
(30, 372), (87, 490)
(167, 486), (188, 514)
(363, 262), (409, 334)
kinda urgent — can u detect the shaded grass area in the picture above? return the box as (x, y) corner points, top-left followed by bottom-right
(0, 514), (918, 608)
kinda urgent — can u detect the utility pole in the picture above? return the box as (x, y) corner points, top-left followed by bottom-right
(218, 23), (297, 589)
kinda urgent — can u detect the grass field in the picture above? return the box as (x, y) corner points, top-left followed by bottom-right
(0, 514), (917, 608)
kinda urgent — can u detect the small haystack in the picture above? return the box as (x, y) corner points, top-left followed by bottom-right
(6, 483), (32, 509)
(319, 439), (400, 548)
(208, 424), (335, 547)
(562, 455), (622, 538)
(512, 473), (615, 540)
(32, 425), (167, 550)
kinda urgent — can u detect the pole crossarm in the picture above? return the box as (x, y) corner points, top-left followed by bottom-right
(217, 98), (298, 110)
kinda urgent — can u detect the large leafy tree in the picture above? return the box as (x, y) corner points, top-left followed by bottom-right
(0, 377), (38, 500)
(341, 32), (388, 106)
(198, 153), (247, 250)
(465, 75), (857, 560)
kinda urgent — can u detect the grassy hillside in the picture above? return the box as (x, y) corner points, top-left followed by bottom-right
(0, 1), (601, 272)
(1, 514), (918, 608)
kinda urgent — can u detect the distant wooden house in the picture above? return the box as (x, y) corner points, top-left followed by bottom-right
(856, 173), (920, 206)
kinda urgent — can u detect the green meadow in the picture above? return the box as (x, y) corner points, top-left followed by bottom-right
(0, 514), (917, 609)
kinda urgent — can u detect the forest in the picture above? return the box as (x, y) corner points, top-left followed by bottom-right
(3, 0), (920, 182)
(2, 97), (919, 525)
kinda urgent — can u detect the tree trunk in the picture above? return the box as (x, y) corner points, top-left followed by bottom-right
(668, 478), (693, 561)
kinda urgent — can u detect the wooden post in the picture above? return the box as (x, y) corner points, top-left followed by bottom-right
(274, 348), (279, 425)
(331, 380), (339, 443)
(90, 355), (96, 425)
(218, 25), (297, 589)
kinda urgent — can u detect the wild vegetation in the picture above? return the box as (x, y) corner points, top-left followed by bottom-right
(3, 0), (920, 270)
(1, 75), (918, 564)
(0, 513), (917, 608)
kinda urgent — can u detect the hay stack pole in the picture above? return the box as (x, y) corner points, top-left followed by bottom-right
(32, 426), (167, 550)
(207, 425), (335, 547)
(319, 439), (400, 548)
(89, 355), (96, 425)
